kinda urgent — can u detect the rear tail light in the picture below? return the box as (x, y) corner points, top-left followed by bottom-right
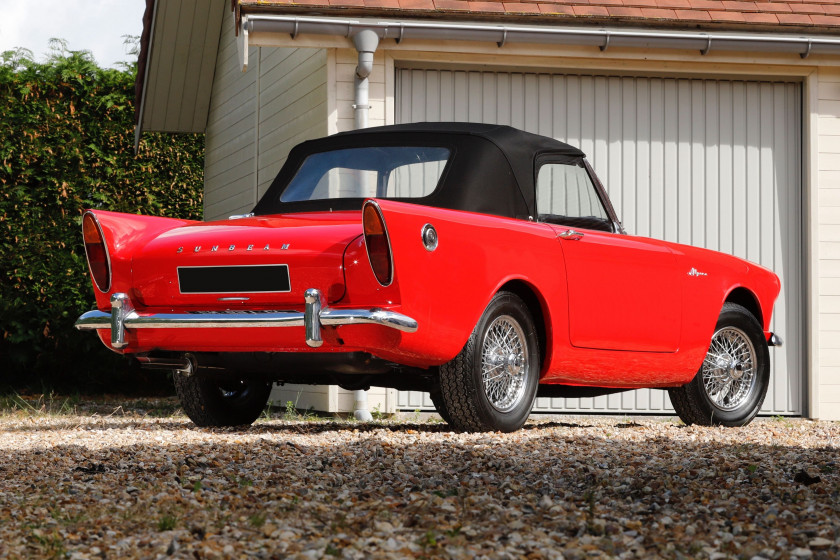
(363, 201), (393, 286)
(82, 212), (111, 292)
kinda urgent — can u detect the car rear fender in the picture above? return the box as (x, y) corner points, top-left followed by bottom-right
(83, 210), (197, 310)
(368, 199), (566, 366)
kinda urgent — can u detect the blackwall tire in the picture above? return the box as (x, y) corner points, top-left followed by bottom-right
(668, 302), (770, 427)
(174, 374), (272, 427)
(438, 291), (540, 433)
(429, 389), (453, 425)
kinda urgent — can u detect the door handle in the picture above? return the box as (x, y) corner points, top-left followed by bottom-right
(558, 229), (585, 241)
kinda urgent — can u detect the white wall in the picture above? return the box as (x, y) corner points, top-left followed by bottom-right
(256, 48), (328, 197)
(204, 10), (258, 221)
(204, 10), (328, 220)
(817, 67), (840, 420)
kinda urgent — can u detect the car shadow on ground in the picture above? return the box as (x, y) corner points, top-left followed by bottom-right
(0, 418), (597, 435)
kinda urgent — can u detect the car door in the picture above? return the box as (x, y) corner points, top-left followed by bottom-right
(536, 158), (682, 353)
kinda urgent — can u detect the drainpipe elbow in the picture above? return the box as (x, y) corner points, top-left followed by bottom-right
(352, 29), (380, 79)
(355, 51), (375, 80)
(352, 29), (380, 130)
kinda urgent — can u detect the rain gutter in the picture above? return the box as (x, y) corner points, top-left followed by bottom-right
(236, 13), (840, 71)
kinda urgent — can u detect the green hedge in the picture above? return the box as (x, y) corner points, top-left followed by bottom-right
(0, 48), (204, 392)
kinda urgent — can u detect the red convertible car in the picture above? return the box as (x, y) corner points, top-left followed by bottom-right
(76, 123), (782, 432)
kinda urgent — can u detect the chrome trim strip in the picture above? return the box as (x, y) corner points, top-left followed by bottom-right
(125, 311), (306, 329)
(74, 310), (112, 330)
(74, 290), (419, 343)
(320, 308), (419, 332)
(82, 211), (113, 293)
(362, 199), (395, 287)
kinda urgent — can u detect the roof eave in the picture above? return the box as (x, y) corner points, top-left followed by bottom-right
(135, 0), (157, 127)
(236, 3), (840, 37)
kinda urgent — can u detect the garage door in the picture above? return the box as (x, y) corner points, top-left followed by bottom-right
(395, 68), (803, 415)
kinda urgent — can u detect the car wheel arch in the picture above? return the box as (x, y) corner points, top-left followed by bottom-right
(724, 287), (763, 327)
(497, 279), (548, 376)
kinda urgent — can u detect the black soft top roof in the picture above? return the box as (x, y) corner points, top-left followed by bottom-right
(333, 122), (584, 158)
(253, 122), (586, 220)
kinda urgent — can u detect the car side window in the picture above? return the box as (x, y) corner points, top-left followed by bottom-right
(536, 162), (612, 231)
(385, 160), (447, 197)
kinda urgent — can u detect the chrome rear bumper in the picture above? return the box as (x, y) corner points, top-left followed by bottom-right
(75, 289), (418, 350)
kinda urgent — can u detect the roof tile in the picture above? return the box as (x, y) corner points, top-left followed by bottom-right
(776, 12), (813, 23)
(503, 2), (543, 12)
(688, 0), (724, 8)
(364, 0), (400, 6)
(468, 1), (507, 11)
(538, 3), (576, 14)
(399, 0), (435, 8)
(798, 4), (827, 14)
(607, 6), (645, 16)
(656, 0), (691, 7)
(573, 5), (610, 15)
(825, 4), (840, 15)
(674, 8), (714, 19)
(810, 14), (840, 25)
(754, 1), (792, 12)
(642, 7), (679, 17)
(742, 10), (779, 22)
(722, 1), (755, 9)
(707, 8), (746, 20)
(432, 0), (469, 9)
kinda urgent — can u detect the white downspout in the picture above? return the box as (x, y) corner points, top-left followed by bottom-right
(351, 29), (379, 422)
(352, 29), (379, 130)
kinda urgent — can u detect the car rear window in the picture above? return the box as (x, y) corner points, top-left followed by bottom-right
(280, 146), (451, 203)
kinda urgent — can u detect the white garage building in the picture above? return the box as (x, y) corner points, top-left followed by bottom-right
(135, 0), (840, 419)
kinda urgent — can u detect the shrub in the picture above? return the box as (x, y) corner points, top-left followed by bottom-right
(0, 46), (204, 392)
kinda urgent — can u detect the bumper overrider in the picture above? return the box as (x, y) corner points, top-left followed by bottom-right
(75, 288), (418, 350)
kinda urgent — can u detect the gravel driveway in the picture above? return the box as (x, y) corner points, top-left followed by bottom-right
(0, 401), (838, 559)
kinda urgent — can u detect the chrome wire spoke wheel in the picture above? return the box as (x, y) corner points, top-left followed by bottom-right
(701, 326), (757, 411)
(481, 315), (529, 412)
(439, 291), (539, 432)
(669, 302), (770, 427)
